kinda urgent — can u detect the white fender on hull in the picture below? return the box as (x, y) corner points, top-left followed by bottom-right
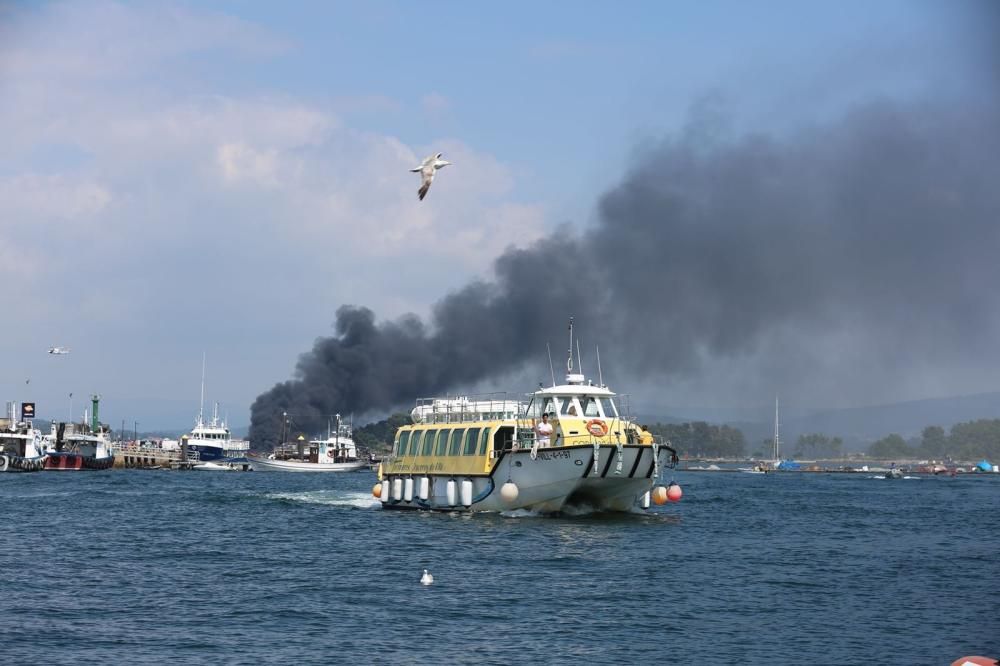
(460, 479), (473, 507)
(446, 479), (457, 506)
(404, 477), (414, 502)
(418, 476), (430, 501)
(392, 478), (403, 501)
(380, 479), (391, 502)
(641, 491), (651, 509)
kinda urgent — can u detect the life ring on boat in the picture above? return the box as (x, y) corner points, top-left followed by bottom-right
(586, 419), (609, 437)
(327, 450), (335, 458)
(0, 455), (8, 472)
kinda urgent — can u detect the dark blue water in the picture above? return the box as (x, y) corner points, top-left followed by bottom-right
(2, 470), (997, 665)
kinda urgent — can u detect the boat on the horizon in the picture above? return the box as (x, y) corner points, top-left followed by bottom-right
(0, 401), (47, 472)
(375, 320), (680, 513)
(249, 414), (366, 472)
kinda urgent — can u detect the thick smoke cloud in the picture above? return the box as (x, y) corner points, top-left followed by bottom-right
(250, 95), (1000, 447)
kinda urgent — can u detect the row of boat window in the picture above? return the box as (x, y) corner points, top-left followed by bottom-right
(395, 427), (490, 457)
(527, 396), (618, 419)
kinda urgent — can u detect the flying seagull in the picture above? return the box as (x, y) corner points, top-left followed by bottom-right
(410, 153), (451, 201)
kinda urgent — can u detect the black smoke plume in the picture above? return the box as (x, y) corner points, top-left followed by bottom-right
(250, 94), (1000, 447)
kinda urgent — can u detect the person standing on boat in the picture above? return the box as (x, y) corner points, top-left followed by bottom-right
(639, 425), (654, 445)
(534, 413), (553, 450)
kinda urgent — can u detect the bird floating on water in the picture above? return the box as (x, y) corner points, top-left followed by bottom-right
(420, 569), (434, 585)
(410, 153), (451, 201)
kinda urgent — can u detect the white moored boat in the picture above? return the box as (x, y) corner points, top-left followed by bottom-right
(0, 401), (47, 472)
(250, 414), (367, 472)
(375, 321), (680, 513)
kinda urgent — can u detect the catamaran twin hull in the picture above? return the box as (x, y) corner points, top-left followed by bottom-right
(379, 444), (673, 513)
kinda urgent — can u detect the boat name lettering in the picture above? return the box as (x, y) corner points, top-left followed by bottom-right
(536, 450), (571, 461)
(394, 462), (445, 472)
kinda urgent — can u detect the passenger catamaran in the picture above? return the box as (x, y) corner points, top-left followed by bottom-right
(375, 322), (679, 513)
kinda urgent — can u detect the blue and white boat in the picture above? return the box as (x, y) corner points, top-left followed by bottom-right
(182, 358), (249, 462)
(184, 403), (250, 462)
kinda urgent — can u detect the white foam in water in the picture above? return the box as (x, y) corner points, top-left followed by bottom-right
(500, 508), (542, 519)
(266, 490), (379, 509)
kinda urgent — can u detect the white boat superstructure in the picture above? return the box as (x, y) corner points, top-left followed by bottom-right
(0, 401), (47, 472)
(185, 403), (250, 462)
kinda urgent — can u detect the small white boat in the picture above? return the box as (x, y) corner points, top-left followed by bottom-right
(250, 414), (366, 473)
(248, 456), (366, 472)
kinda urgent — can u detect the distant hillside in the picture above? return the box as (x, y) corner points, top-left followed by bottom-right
(643, 392), (1000, 452)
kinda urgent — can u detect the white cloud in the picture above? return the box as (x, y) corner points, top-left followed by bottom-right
(0, 1), (547, 424)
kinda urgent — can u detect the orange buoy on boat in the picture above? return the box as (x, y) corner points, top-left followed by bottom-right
(951, 658), (998, 666)
(372, 482), (382, 498)
(652, 486), (668, 505)
(667, 483), (683, 502)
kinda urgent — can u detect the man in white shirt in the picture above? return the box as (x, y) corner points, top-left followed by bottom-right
(533, 412), (553, 459)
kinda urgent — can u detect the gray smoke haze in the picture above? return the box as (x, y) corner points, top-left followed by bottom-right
(250, 93), (1000, 446)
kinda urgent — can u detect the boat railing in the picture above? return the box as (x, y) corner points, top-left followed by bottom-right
(412, 392), (526, 424)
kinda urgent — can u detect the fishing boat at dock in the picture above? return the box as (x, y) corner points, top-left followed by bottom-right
(249, 414), (366, 472)
(0, 401), (47, 472)
(43, 396), (114, 471)
(375, 321), (679, 513)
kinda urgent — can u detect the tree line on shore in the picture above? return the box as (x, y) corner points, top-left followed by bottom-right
(351, 413), (1000, 462)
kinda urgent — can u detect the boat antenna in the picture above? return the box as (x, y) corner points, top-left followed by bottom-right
(576, 338), (584, 377)
(546, 343), (556, 387)
(199, 352), (206, 425)
(567, 317), (574, 374)
(596, 345), (604, 387)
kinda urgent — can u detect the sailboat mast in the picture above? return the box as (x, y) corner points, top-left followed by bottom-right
(774, 395), (780, 461)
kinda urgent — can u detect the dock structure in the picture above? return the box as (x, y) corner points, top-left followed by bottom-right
(112, 444), (200, 469)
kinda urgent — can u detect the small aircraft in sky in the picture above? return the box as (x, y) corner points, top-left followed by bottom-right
(48, 347), (71, 355)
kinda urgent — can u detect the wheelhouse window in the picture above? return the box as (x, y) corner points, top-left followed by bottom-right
(542, 398), (559, 416)
(476, 428), (489, 455)
(422, 430), (438, 456)
(599, 398), (618, 418)
(581, 397), (600, 418)
(560, 398), (581, 417)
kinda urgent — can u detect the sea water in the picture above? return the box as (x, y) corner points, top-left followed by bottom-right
(1, 470), (997, 664)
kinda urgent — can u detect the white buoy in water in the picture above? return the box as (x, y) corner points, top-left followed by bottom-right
(500, 481), (519, 503)
(418, 476), (430, 501)
(420, 569), (434, 585)
(404, 477), (414, 502)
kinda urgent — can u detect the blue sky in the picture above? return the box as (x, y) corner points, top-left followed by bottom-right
(0, 0), (991, 429)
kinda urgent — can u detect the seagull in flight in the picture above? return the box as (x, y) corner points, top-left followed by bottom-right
(410, 153), (451, 201)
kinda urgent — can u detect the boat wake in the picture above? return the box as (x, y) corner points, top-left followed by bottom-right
(265, 490), (379, 509)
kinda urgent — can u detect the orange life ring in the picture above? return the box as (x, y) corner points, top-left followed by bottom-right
(586, 419), (609, 437)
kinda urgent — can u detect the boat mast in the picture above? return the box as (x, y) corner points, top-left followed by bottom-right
(596, 345), (603, 387)
(566, 317), (574, 375)
(773, 395), (780, 461)
(199, 352), (206, 426)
